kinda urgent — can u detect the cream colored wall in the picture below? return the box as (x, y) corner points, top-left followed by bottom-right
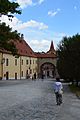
(3, 53), (20, 80)
(1, 52), (56, 80)
(30, 57), (38, 78)
(21, 56), (38, 79)
(1, 53), (38, 80)
(20, 56), (28, 79)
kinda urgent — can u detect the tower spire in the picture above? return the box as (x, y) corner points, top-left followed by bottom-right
(47, 41), (56, 54)
(50, 41), (54, 51)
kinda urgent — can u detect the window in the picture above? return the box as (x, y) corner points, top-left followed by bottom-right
(15, 59), (17, 66)
(22, 60), (23, 65)
(21, 71), (23, 77)
(26, 60), (28, 65)
(6, 59), (9, 66)
(26, 70), (28, 74)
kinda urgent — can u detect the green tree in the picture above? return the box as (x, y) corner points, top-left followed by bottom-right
(57, 34), (80, 86)
(0, 0), (21, 55)
(0, 0), (21, 18)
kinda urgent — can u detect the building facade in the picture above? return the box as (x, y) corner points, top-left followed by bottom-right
(0, 39), (57, 80)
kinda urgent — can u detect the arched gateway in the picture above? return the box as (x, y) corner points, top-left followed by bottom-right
(36, 41), (57, 79)
(40, 62), (55, 78)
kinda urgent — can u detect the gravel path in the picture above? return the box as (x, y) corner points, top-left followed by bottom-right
(0, 79), (80, 120)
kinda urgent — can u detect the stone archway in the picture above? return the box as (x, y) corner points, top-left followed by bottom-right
(40, 62), (55, 79)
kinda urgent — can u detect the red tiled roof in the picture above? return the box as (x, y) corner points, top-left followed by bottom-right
(35, 52), (56, 58)
(14, 40), (56, 58)
(35, 41), (56, 58)
(14, 40), (36, 57)
(0, 39), (56, 58)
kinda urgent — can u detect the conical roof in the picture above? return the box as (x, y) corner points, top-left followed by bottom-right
(50, 41), (54, 51)
(47, 41), (56, 54)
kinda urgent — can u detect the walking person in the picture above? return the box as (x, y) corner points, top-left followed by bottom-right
(53, 78), (63, 105)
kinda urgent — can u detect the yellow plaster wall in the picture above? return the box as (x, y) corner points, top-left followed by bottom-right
(21, 56), (38, 79)
(0, 52), (56, 80)
(30, 57), (38, 78)
(20, 56), (29, 79)
(3, 53), (20, 79)
(1, 53), (38, 80)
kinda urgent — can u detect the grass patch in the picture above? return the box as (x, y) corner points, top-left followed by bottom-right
(69, 84), (80, 98)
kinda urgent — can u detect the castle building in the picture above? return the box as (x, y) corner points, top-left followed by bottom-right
(0, 39), (57, 80)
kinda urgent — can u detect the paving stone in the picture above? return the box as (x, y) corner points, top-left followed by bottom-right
(0, 79), (80, 120)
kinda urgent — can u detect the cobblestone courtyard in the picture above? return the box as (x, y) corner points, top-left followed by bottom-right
(0, 79), (80, 120)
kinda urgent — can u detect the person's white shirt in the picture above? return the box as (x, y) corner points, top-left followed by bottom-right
(54, 81), (63, 93)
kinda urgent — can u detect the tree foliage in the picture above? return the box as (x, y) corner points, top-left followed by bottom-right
(57, 34), (80, 85)
(0, 0), (21, 55)
(0, 0), (21, 17)
(0, 22), (20, 55)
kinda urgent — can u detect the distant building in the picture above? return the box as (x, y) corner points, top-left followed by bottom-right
(0, 39), (57, 80)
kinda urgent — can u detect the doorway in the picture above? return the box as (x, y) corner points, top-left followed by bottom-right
(6, 72), (9, 80)
(40, 62), (55, 78)
(15, 73), (17, 80)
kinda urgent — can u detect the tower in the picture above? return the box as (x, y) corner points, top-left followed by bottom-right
(47, 41), (56, 54)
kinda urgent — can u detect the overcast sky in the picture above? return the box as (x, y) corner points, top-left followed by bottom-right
(0, 0), (80, 52)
